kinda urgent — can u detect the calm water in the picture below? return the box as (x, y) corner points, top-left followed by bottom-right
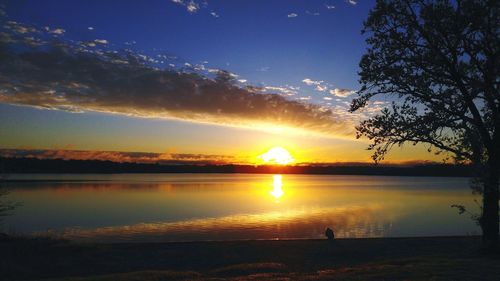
(2, 173), (480, 242)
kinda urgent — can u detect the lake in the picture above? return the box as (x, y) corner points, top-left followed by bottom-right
(1, 173), (481, 242)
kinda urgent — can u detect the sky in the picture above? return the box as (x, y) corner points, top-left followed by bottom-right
(0, 0), (443, 164)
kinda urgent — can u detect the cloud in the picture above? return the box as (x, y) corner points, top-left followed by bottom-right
(94, 39), (108, 44)
(3, 21), (37, 34)
(80, 39), (108, 48)
(347, 0), (357, 5)
(305, 10), (320, 16)
(325, 4), (335, 9)
(44, 26), (65, 35)
(263, 86), (298, 96)
(302, 78), (323, 86)
(0, 24), (351, 137)
(186, 1), (199, 13)
(171, 0), (203, 14)
(257, 66), (270, 72)
(301, 79), (332, 93)
(287, 13), (298, 18)
(210, 11), (219, 18)
(315, 85), (328, 92)
(329, 88), (356, 97)
(0, 149), (236, 164)
(88, 27), (94, 30)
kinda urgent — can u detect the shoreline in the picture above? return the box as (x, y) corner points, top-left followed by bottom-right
(42, 235), (486, 244)
(1, 172), (474, 183)
(1, 157), (475, 177)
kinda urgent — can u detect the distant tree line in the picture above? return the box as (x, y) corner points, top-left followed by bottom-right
(0, 157), (474, 177)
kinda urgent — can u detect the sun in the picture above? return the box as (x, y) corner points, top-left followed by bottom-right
(259, 146), (294, 165)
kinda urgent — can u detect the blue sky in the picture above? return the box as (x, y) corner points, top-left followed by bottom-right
(5, 0), (371, 98)
(1, 0), (438, 163)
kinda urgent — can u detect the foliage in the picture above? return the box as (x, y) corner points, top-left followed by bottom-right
(451, 203), (481, 225)
(350, 0), (499, 164)
(350, 0), (500, 244)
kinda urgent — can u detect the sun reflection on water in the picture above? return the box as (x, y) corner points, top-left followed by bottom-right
(5, 174), (479, 242)
(270, 174), (284, 201)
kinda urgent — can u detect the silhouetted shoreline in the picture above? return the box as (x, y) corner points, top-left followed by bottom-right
(0, 157), (474, 177)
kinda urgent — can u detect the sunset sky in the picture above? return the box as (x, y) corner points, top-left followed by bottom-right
(0, 0), (442, 164)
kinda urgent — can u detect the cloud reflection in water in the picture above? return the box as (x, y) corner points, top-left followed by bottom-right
(60, 204), (394, 242)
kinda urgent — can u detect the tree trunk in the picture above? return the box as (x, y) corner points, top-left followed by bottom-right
(481, 165), (499, 249)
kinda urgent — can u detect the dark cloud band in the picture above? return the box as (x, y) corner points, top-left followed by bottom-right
(0, 20), (350, 136)
(0, 149), (235, 165)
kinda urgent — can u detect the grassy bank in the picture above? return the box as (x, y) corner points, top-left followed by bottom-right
(1, 236), (499, 280)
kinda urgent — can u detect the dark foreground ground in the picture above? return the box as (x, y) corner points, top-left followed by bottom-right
(1, 236), (500, 281)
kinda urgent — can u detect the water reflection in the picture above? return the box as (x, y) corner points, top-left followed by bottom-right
(2, 174), (481, 242)
(270, 175), (284, 201)
(59, 205), (392, 242)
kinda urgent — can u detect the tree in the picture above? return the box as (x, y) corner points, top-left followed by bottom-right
(350, 0), (499, 247)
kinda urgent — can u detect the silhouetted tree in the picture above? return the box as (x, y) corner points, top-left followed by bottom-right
(350, 0), (499, 247)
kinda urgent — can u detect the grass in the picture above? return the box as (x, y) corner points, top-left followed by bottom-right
(40, 258), (500, 281)
(1, 236), (499, 281)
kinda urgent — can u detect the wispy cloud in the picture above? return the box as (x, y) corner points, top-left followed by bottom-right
(210, 11), (219, 18)
(287, 13), (298, 18)
(347, 0), (357, 5)
(0, 21), (352, 137)
(306, 10), (320, 16)
(315, 85), (328, 92)
(94, 39), (108, 44)
(3, 21), (37, 34)
(329, 88), (356, 97)
(263, 86), (298, 96)
(186, 1), (200, 13)
(325, 4), (335, 9)
(170, 0), (203, 13)
(0, 149), (237, 164)
(81, 38), (108, 47)
(44, 26), (65, 35)
(302, 78), (323, 86)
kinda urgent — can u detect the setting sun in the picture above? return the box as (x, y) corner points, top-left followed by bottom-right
(2, 1), (497, 279)
(259, 147), (294, 165)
